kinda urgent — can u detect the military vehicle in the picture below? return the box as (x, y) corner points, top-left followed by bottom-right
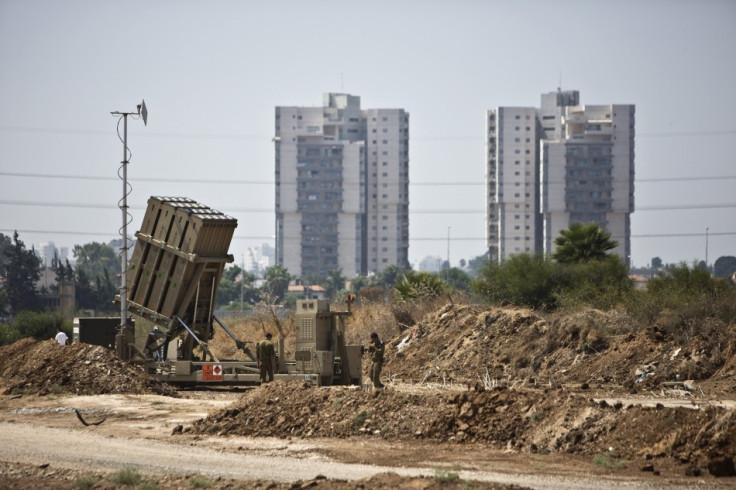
(109, 196), (361, 386)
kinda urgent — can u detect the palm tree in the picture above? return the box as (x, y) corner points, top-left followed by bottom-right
(324, 268), (346, 300)
(552, 222), (619, 264)
(394, 271), (448, 301)
(262, 264), (292, 301)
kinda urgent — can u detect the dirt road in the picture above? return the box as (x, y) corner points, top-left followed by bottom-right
(1, 391), (730, 489)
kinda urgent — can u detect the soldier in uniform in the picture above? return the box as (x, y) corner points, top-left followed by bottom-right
(256, 332), (276, 383)
(367, 332), (385, 388)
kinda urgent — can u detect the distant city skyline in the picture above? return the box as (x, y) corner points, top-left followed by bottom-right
(1, 1), (734, 272)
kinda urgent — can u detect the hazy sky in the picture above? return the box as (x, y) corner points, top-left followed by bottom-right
(1, 0), (734, 272)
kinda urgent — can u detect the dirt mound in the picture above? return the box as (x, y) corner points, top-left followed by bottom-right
(381, 304), (736, 395)
(0, 338), (177, 396)
(193, 381), (735, 474)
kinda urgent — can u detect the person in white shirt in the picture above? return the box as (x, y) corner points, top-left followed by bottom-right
(54, 329), (68, 346)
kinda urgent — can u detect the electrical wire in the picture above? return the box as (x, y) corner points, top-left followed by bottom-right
(2, 228), (734, 242)
(2, 170), (735, 186)
(3, 198), (736, 213)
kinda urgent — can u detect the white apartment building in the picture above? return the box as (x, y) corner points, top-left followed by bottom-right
(487, 90), (635, 265)
(275, 93), (409, 279)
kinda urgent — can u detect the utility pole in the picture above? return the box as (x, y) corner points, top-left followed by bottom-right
(446, 226), (451, 282)
(111, 100), (147, 361)
(705, 227), (709, 269)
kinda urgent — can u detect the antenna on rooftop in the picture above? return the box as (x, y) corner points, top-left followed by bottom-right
(110, 99), (148, 360)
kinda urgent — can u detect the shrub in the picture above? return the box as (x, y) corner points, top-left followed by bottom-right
(394, 271), (448, 302)
(629, 263), (736, 326)
(189, 475), (212, 488)
(13, 310), (68, 341)
(109, 467), (142, 486)
(556, 257), (633, 310)
(593, 452), (626, 470)
(352, 410), (372, 429)
(0, 322), (21, 346)
(433, 467), (461, 483)
(74, 474), (100, 489)
(358, 286), (387, 303)
(471, 253), (563, 310)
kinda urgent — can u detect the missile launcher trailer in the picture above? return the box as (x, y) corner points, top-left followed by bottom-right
(115, 196), (361, 387)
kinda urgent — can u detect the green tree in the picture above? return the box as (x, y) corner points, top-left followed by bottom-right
(75, 268), (96, 310)
(94, 268), (117, 311)
(713, 256), (736, 279)
(651, 256), (663, 269)
(553, 222), (619, 264)
(262, 264), (292, 302)
(216, 265), (259, 308)
(324, 268), (346, 300)
(72, 242), (121, 312)
(466, 252), (489, 278)
(1, 232), (42, 314)
(73, 242), (120, 280)
(0, 233), (12, 314)
(349, 275), (369, 294)
(444, 267), (471, 292)
(373, 264), (408, 290)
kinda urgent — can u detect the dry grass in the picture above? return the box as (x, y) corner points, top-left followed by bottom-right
(207, 297), (453, 360)
(209, 310), (296, 360)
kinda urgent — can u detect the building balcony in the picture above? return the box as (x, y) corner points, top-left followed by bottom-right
(585, 124), (613, 135)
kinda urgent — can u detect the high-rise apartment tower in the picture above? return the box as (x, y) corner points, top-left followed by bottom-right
(275, 93), (409, 278)
(486, 90), (635, 265)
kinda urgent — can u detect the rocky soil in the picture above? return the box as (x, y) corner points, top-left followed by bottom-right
(0, 338), (177, 397)
(1, 302), (735, 487)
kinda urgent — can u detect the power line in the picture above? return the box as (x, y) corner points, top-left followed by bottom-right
(2, 171), (736, 186)
(2, 125), (735, 140)
(2, 228), (734, 241)
(2, 199), (736, 213)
